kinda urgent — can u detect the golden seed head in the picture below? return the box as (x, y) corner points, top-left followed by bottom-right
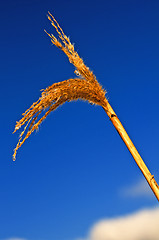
(13, 12), (107, 161)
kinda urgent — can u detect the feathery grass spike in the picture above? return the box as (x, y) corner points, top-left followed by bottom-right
(13, 12), (159, 201)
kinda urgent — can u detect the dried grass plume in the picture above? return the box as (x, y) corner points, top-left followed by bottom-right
(13, 12), (107, 161)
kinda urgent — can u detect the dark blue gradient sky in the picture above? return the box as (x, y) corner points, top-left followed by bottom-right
(0, 0), (159, 239)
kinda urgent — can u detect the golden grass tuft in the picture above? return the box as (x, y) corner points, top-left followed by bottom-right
(12, 12), (159, 202)
(13, 12), (107, 161)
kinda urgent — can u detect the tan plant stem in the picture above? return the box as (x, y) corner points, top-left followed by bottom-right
(103, 100), (159, 201)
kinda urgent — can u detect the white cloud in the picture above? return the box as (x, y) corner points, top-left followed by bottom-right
(120, 178), (152, 198)
(75, 238), (88, 240)
(76, 207), (159, 240)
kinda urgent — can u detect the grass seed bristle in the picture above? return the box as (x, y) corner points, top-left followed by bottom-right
(13, 13), (107, 161)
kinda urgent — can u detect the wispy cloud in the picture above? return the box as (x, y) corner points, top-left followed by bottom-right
(2, 238), (27, 240)
(119, 178), (152, 198)
(76, 207), (159, 240)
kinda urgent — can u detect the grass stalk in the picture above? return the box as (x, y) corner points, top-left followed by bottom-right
(103, 100), (159, 201)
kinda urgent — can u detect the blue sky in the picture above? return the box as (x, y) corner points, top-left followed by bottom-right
(0, 0), (159, 239)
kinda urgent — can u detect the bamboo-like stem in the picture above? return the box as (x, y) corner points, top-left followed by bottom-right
(103, 100), (159, 201)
